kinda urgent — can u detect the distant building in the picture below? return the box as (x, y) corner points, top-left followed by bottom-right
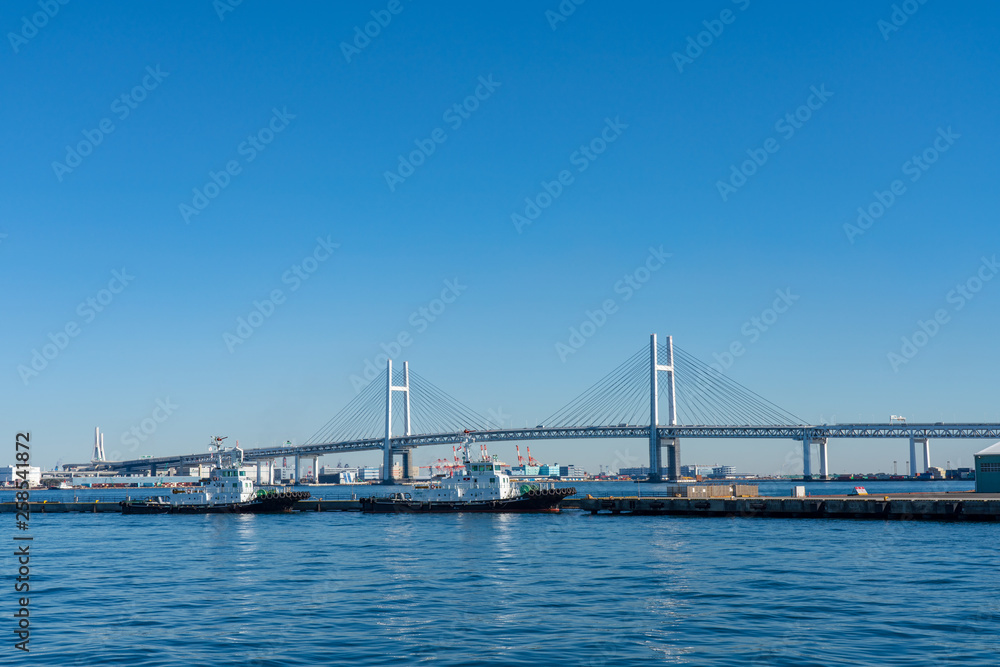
(358, 467), (381, 481)
(619, 467), (669, 478)
(0, 466), (41, 486)
(711, 465), (736, 478)
(319, 467), (357, 484)
(975, 443), (1000, 492)
(681, 465), (715, 477)
(179, 464), (212, 478)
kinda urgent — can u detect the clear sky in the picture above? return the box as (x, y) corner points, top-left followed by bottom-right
(3, 0), (999, 474)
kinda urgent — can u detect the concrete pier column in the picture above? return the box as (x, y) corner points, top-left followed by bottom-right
(802, 437), (812, 480)
(909, 437), (917, 477)
(256, 461), (261, 485)
(401, 449), (419, 480)
(819, 439), (829, 479)
(294, 453), (300, 484)
(648, 433), (662, 483)
(663, 438), (681, 481)
(922, 439), (931, 473)
(314, 456), (320, 482)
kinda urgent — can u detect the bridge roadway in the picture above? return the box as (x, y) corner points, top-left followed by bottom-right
(101, 423), (1000, 473)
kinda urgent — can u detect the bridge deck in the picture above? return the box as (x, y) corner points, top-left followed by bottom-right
(83, 423), (1000, 473)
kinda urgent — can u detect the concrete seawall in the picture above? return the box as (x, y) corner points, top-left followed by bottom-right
(577, 494), (1000, 521)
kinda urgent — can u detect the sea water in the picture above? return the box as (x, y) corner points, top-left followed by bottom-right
(6, 480), (998, 666)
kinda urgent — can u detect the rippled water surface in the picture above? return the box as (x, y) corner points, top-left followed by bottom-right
(10, 484), (1000, 666)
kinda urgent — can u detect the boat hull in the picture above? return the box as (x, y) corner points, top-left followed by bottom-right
(120, 491), (309, 514)
(360, 488), (576, 514)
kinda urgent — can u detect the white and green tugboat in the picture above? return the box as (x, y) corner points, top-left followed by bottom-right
(120, 437), (309, 514)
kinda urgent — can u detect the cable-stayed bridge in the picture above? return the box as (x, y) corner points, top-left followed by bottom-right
(104, 335), (1000, 481)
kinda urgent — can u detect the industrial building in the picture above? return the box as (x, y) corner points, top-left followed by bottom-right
(0, 465), (41, 487)
(974, 443), (1000, 492)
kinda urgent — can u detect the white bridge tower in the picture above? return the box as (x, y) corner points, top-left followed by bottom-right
(649, 334), (679, 483)
(381, 359), (412, 483)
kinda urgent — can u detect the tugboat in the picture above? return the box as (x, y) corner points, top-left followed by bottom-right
(119, 437), (309, 514)
(360, 443), (575, 513)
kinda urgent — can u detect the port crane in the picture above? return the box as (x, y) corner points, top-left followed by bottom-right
(526, 446), (540, 467)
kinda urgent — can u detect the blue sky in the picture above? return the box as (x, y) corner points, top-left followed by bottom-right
(2, 0), (999, 474)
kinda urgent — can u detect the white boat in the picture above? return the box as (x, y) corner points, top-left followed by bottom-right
(360, 444), (575, 513)
(120, 437), (309, 514)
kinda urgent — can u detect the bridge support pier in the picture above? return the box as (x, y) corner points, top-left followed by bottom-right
(909, 437), (917, 477)
(256, 462), (261, 485)
(802, 436), (812, 480)
(648, 434), (662, 483)
(294, 453), (300, 484)
(400, 449), (418, 480)
(908, 437), (931, 476)
(802, 437), (827, 480)
(663, 438), (680, 481)
(818, 439), (828, 480)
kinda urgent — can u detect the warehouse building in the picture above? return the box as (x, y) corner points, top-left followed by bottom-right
(974, 443), (1000, 493)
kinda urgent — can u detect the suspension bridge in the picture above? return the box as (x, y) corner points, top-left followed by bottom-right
(100, 335), (1000, 482)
